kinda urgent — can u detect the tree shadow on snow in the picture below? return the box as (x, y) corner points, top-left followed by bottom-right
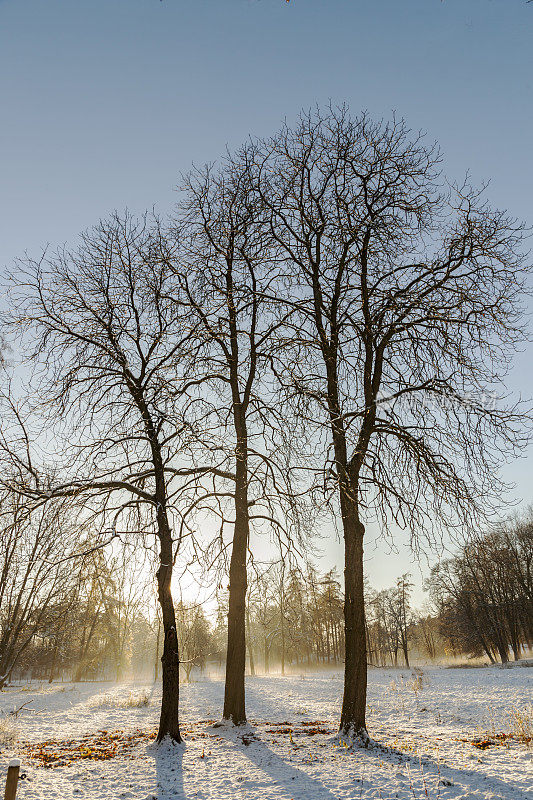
(153, 740), (185, 800)
(366, 739), (529, 800)
(234, 733), (340, 800)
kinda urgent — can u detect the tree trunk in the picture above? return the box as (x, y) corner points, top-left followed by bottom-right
(246, 609), (255, 676)
(222, 457), (249, 724)
(156, 526), (182, 744)
(340, 504), (367, 738)
(74, 607), (100, 682)
(402, 634), (410, 668)
(264, 638), (269, 673)
(248, 645), (255, 676)
(497, 642), (509, 664)
(154, 620), (160, 683)
(48, 638), (59, 683)
(481, 640), (496, 664)
(281, 612), (286, 676)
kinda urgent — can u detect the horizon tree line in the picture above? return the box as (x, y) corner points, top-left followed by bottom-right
(4, 531), (529, 690)
(429, 513), (533, 663)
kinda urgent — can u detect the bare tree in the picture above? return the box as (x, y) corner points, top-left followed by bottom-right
(386, 575), (413, 668)
(0, 490), (76, 688)
(249, 105), (531, 737)
(1, 212), (223, 742)
(429, 517), (533, 662)
(175, 156), (308, 724)
(175, 601), (214, 682)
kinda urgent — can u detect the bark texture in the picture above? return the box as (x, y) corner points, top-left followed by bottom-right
(222, 448), (249, 724)
(156, 552), (182, 743)
(339, 502), (368, 736)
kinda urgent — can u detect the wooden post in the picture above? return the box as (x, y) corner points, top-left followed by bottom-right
(4, 759), (20, 800)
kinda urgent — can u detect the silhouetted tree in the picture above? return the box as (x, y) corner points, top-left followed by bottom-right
(1, 213), (224, 741)
(251, 105), (530, 736)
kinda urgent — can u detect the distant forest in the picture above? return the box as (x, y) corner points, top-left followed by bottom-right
(2, 512), (531, 686)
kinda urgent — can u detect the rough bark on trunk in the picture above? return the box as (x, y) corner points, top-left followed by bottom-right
(221, 256), (253, 725)
(319, 290), (372, 737)
(155, 517), (182, 744)
(131, 385), (182, 744)
(340, 503), (367, 738)
(222, 455), (249, 724)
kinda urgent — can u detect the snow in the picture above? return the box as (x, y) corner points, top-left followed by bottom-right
(0, 667), (531, 799)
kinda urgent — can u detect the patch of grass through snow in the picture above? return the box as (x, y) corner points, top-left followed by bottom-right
(0, 715), (18, 745)
(476, 702), (532, 747)
(508, 703), (532, 744)
(88, 689), (151, 709)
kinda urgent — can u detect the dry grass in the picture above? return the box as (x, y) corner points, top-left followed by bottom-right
(389, 669), (428, 702)
(473, 702), (533, 748)
(0, 715), (19, 745)
(88, 689), (150, 709)
(507, 703), (532, 744)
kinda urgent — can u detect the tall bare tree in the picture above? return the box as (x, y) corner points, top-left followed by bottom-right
(1, 212), (223, 742)
(250, 105), (530, 737)
(175, 156), (307, 724)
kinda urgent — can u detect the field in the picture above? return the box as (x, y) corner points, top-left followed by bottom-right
(0, 666), (531, 800)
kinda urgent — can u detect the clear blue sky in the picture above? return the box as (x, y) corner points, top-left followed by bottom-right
(1, 0), (532, 600)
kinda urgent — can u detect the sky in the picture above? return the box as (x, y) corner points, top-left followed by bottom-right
(1, 0), (532, 603)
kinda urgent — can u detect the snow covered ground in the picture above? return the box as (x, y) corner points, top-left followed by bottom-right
(0, 666), (531, 800)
